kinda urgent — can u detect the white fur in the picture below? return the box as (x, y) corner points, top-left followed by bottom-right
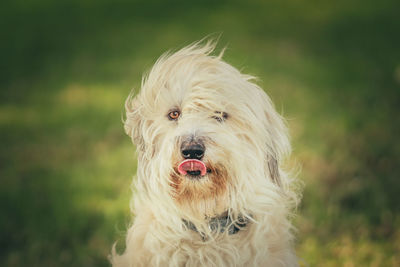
(111, 41), (301, 267)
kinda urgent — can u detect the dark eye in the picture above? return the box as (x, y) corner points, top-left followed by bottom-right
(212, 111), (228, 122)
(167, 110), (180, 121)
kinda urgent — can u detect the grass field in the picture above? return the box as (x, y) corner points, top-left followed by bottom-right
(1, 0), (399, 266)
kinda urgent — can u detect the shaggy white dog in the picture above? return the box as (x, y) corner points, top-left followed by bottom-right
(112, 41), (301, 267)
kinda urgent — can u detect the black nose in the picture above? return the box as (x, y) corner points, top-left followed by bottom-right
(181, 140), (205, 160)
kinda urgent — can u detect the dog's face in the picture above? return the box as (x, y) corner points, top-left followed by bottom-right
(125, 43), (289, 219)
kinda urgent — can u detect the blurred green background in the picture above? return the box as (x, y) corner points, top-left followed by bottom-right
(1, 0), (399, 266)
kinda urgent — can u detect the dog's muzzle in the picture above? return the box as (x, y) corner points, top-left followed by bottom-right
(178, 136), (207, 177)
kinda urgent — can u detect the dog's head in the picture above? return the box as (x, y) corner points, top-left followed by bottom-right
(125, 41), (290, 220)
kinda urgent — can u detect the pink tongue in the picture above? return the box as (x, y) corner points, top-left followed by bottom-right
(178, 159), (207, 176)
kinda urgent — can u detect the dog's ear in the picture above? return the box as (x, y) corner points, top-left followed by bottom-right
(260, 97), (290, 188)
(124, 94), (145, 151)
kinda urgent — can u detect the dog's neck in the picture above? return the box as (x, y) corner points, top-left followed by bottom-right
(182, 212), (249, 236)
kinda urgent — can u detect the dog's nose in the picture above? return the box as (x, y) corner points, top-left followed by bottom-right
(181, 141), (205, 160)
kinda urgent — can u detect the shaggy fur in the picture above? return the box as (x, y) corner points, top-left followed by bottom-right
(111, 41), (301, 267)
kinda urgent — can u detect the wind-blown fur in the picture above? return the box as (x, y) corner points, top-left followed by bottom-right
(111, 41), (301, 267)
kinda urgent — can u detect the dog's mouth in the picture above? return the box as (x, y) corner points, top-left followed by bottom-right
(178, 159), (209, 178)
(171, 161), (227, 203)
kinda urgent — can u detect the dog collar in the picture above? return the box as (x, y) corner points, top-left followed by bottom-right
(182, 213), (249, 236)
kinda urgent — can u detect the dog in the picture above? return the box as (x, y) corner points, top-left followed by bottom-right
(111, 40), (301, 266)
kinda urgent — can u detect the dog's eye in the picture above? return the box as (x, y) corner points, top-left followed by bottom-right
(167, 110), (180, 121)
(212, 111), (228, 122)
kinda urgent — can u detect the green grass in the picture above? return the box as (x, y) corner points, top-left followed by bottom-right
(1, 0), (399, 266)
